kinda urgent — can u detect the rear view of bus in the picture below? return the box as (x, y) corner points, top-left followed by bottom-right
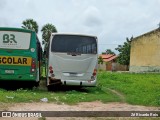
(46, 33), (98, 88)
(0, 28), (42, 88)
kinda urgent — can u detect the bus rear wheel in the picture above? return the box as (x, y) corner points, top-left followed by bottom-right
(47, 85), (53, 91)
(47, 85), (60, 91)
(35, 81), (40, 87)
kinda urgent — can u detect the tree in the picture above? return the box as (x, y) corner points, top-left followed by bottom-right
(22, 19), (39, 33)
(41, 23), (57, 43)
(102, 52), (106, 55)
(115, 36), (133, 70)
(98, 56), (103, 64)
(105, 49), (115, 55)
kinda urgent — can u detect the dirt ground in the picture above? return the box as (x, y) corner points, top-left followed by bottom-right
(0, 101), (159, 120)
(0, 86), (159, 120)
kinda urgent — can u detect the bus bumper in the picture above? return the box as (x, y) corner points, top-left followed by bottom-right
(48, 76), (97, 87)
(0, 74), (37, 81)
(60, 79), (97, 87)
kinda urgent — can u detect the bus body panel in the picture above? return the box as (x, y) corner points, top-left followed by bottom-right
(0, 28), (42, 85)
(46, 33), (98, 87)
(48, 53), (97, 80)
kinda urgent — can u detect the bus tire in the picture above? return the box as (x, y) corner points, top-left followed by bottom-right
(47, 85), (52, 91)
(35, 81), (40, 87)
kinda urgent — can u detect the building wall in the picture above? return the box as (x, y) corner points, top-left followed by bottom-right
(98, 62), (128, 71)
(98, 63), (106, 70)
(130, 29), (160, 72)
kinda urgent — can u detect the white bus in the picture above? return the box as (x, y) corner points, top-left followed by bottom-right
(45, 33), (98, 90)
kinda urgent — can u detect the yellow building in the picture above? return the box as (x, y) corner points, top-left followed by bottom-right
(130, 28), (160, 72)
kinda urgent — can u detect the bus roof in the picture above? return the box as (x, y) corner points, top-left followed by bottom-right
(0, 27), (35, 33)
(51, 33), (97, 38)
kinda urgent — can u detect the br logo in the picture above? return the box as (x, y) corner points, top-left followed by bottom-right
(3, 34), (17, 43)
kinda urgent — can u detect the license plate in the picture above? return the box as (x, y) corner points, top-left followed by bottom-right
(70, 73), (77, 77)
(5, 70), (14, 74)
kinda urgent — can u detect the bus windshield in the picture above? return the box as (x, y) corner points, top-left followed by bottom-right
(51, 35), (97, 54)
(0, 31), (31, 50)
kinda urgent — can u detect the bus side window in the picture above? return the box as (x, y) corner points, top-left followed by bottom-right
(37, 42), (39, 60)
(37, 42), (42, 61)
(40, 46), (42, 60)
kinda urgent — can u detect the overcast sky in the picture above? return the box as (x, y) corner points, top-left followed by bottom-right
(0, 0), (160, 53)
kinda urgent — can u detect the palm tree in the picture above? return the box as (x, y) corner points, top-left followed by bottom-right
(41, 23), (57, 43)
(22, 19), (39, 33)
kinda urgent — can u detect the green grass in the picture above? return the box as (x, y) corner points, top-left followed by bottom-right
(0, 71), (159, 106)
(0, 79), (120, 104)
(98, 71), (160, 106)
